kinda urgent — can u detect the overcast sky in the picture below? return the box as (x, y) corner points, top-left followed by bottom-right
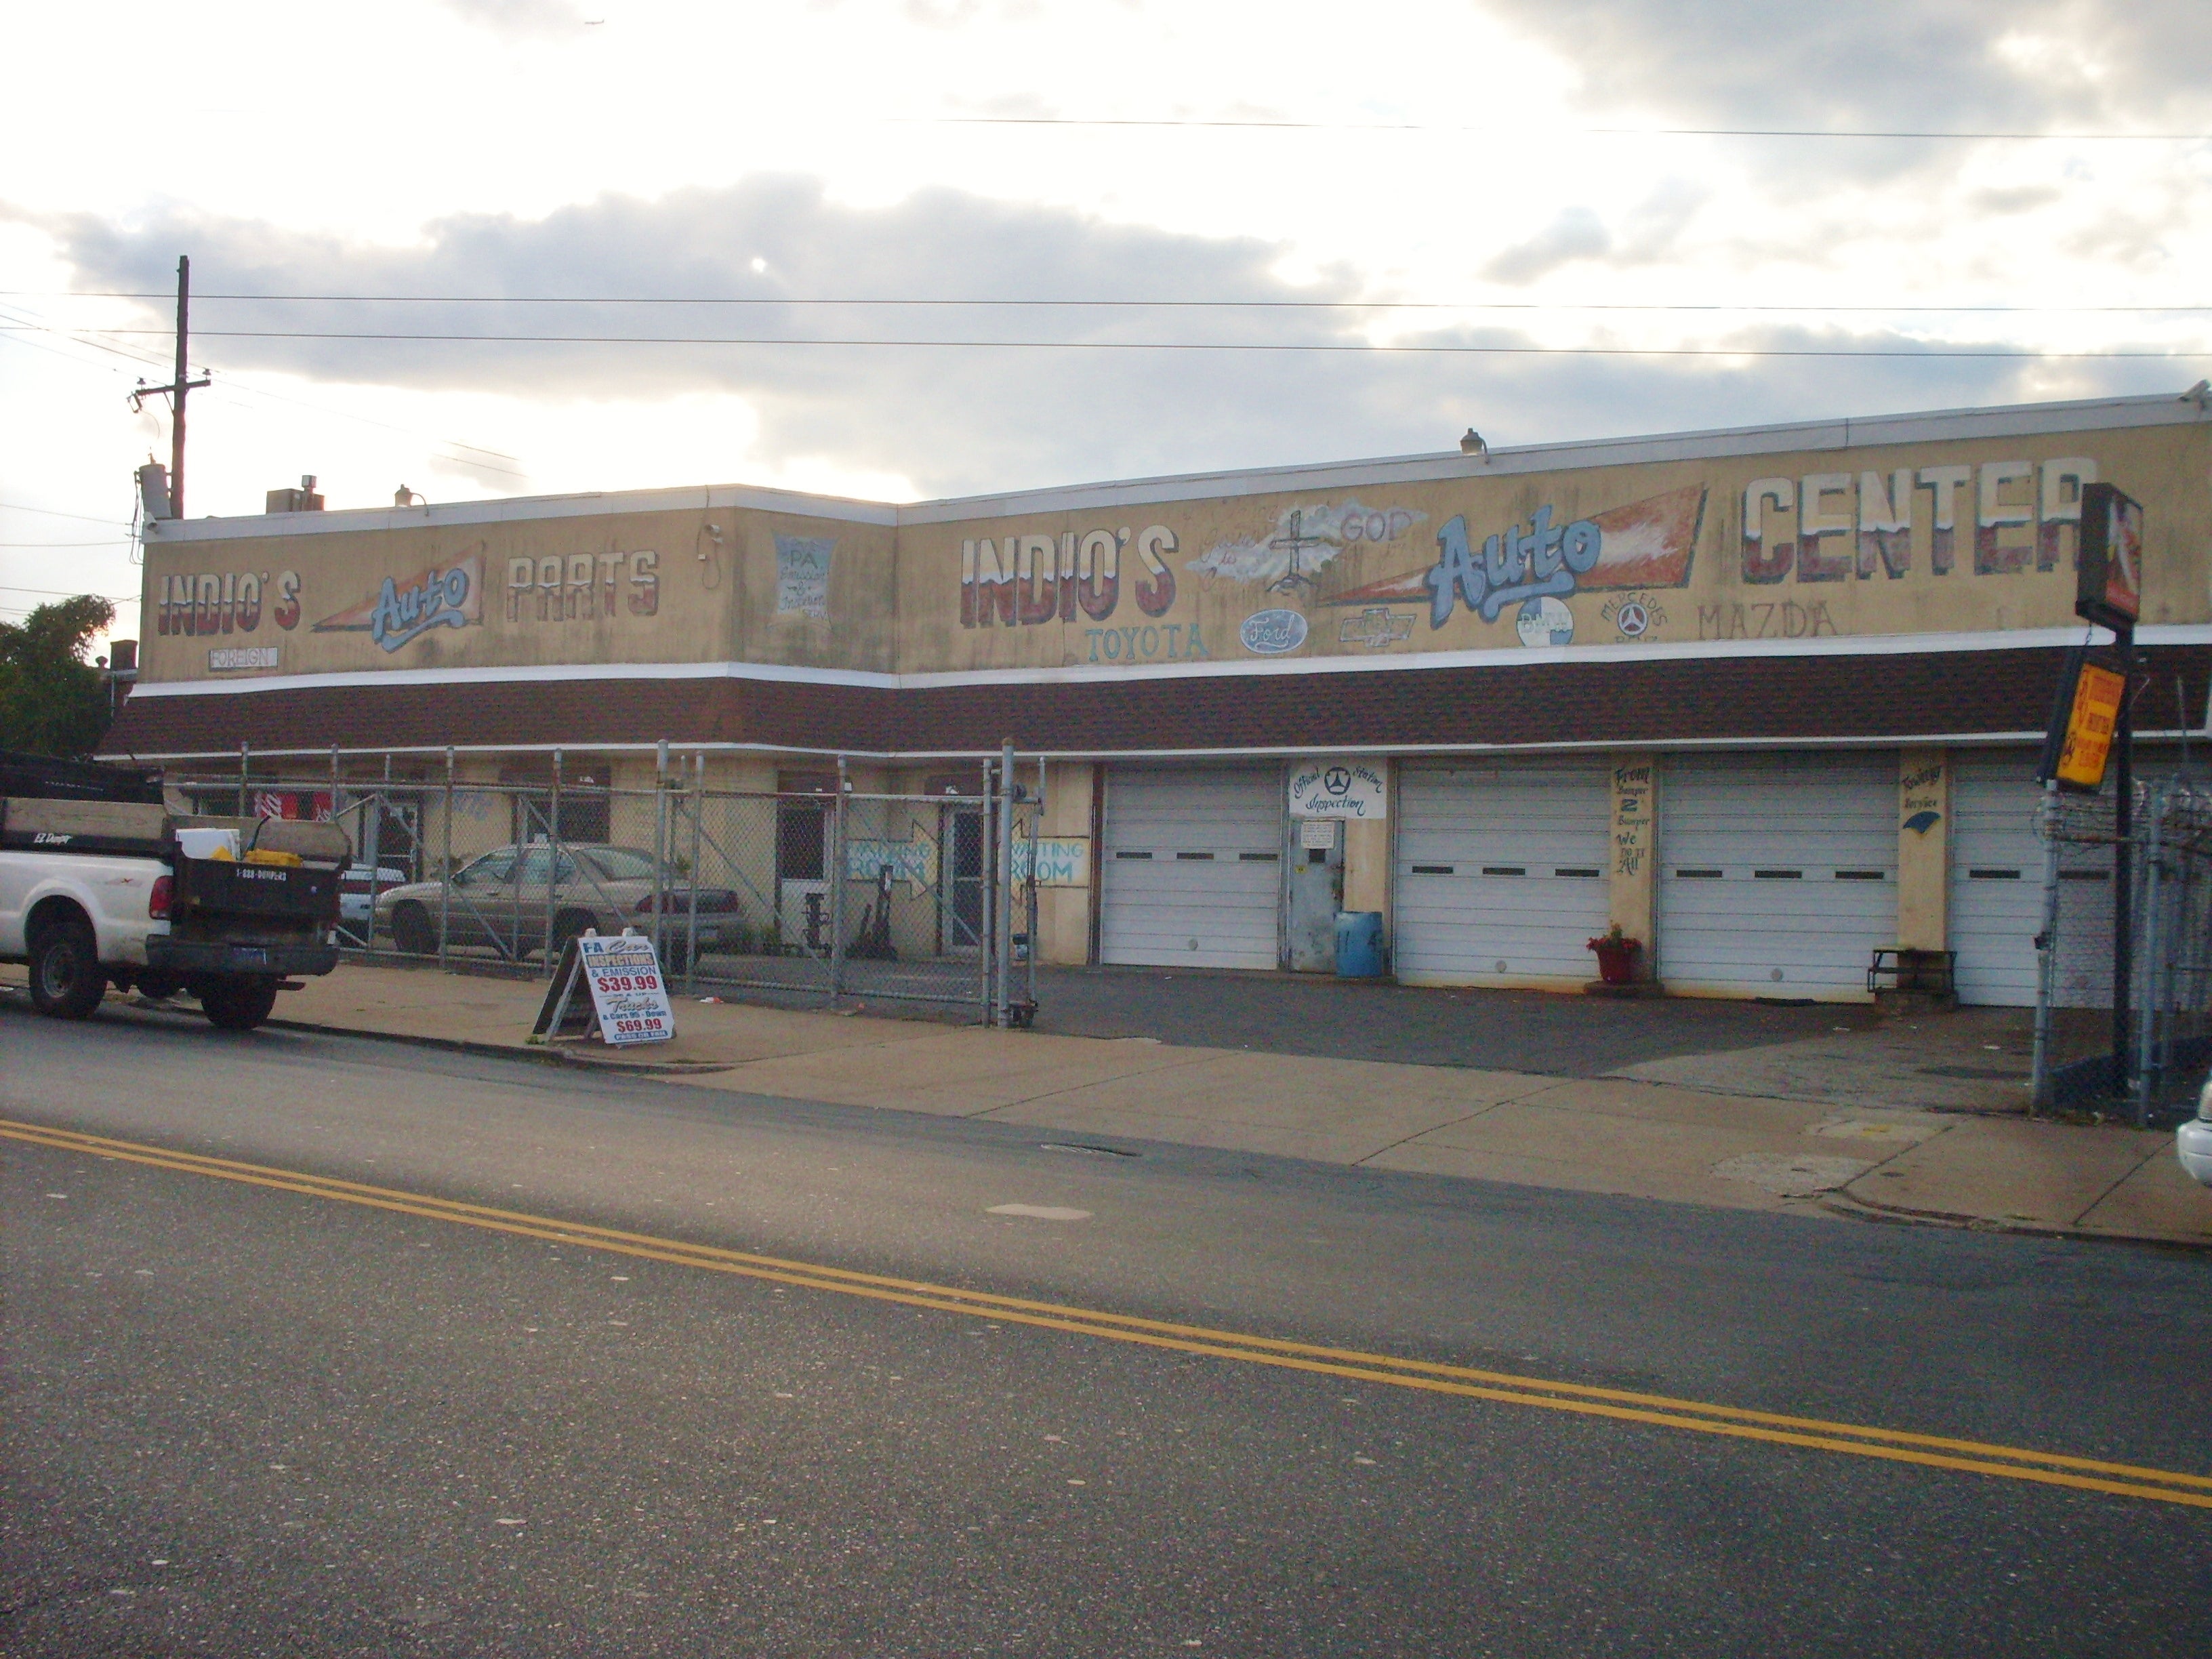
(4, 0), (2209, 651)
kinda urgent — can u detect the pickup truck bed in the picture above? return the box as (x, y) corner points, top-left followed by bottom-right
(1, 754), (348, 1031)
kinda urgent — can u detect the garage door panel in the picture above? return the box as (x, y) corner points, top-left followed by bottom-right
(1950, 752), (2108, 1007)
(1395, 761), (1610, 986)
(1659, 754), (1895, 998)
(1101, 765), (1281, 968)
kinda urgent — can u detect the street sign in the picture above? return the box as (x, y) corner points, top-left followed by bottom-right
(2076, 482), (2144, 634)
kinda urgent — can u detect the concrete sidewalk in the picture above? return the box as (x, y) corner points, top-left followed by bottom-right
(5, 959), (2200, 1246)
(190, 961), (2207, 1250)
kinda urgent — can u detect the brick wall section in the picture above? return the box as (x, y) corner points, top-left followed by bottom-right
(100, 644), (2212, 760)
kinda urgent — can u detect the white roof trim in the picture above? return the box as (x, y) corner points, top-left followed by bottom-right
(142, 389), (2205, 544)
(125, 620), (2200, 700)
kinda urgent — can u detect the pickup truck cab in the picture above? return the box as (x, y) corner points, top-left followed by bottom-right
(1, 751), (347, 1031)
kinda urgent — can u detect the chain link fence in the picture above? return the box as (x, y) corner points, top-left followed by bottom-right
(176, 751), (1046, 1026)
(2033, 775), (2212, 1120)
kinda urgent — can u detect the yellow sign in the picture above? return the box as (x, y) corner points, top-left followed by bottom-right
(2055, 662), (2126, 790)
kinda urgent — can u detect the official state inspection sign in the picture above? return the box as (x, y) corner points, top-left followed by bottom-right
(577, 933), (676, 1046)
(2054, 661), (2127, 793)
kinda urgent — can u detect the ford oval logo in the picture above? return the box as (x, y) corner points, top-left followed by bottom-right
(1239, 608), (1309, 655)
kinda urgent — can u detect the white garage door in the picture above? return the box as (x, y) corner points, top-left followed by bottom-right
(1950, 752), (2111, 1008)
(1101, 764), (1282, 968)
(1394, 758), (1611, 987)
(1658, 752), (1896, 1000)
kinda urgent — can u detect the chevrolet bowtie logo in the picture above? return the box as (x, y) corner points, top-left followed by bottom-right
(1336, 607), (1414, 650)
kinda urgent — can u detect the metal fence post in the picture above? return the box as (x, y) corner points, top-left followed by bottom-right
(545, 748), (562, 975)
(654, 739), (670, 972)
(239, 741), (251, 819)
(2030, 780), (2061, 1114)
(2137, 792), (2165, 1126)
(996, 739), (1015, 1028)
(440, 747), (455, 972)
(830, 754), (848, 1004)
(684, 753), (703, 996)
(978, 757), (994, 1024)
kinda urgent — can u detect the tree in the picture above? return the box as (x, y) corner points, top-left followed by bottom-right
(0, 595), (118, 758)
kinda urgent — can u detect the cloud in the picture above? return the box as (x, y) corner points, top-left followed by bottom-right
(1483, 207), (1612, 285)
(1481, 184), (1708, 285)
(441, 0), (588, 35)
(1485, 0), (2212, 133)
(34, 178), (2190, 499)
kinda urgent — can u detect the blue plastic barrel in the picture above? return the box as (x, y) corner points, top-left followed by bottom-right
(1335, 911), (1387, 978)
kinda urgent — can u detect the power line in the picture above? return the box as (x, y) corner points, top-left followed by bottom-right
(16, 327), (2208, 361)
(11, 291), (2212, 315)
(0, 305), (529, 478)
(901, 115), (2212, 141)
(0, 502), (133, 527)
(0, 583), (137, 601)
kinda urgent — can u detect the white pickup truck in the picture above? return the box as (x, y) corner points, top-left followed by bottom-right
(1, 750), (347, 1031)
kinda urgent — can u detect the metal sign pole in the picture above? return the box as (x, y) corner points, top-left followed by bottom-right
(2113, 659), (2134, 1095)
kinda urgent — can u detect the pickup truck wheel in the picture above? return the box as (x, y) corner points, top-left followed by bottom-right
(29, 917), (106, 1020)
(389, 901), (435, 956)
(200, 975), (281, 1032)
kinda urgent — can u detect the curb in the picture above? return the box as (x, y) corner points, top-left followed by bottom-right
(264, 1016), (735, 1078)
(1822, 1181), (2212, 1255)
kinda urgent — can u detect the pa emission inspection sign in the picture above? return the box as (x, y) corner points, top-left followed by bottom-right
(576, 934), (676, 1046)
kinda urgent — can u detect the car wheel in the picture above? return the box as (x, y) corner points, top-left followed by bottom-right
(28, 915), (106, 1020)
(200, 975), (281, 1031)
(549, 909), (596, 962)
(659, 933), (689, 976)
(390, 901), (435, 956)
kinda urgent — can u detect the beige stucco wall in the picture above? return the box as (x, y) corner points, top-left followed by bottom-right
(140, 501), (890, 687)
(895, 421), (2209, 676)
(1896, 748), (1950, 953)
(139, 416), (2210, 693)
(1608, 752), (1658, 981)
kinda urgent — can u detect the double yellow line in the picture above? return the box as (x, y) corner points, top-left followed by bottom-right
(7, 1113), (2209, 1511)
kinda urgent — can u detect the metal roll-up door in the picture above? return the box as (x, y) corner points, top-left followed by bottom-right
(1394, 758), (1611, 987)
(1658, 752), (1896, 1000)
(1101, 764), (1282, 968)
(1950, 752), (2112, 1008)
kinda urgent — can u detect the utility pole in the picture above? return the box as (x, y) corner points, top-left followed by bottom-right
(129, 256), (210, 518)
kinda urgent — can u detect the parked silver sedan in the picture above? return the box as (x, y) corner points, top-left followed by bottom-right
(372, 843), (743, 970)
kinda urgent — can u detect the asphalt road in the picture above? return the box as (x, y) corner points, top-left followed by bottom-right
(3, 1004), (2208, 1657)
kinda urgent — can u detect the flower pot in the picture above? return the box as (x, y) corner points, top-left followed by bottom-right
(1593, 941), (1640, 985)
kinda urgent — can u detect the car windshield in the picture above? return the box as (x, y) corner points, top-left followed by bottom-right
(457, 850), (516, 884)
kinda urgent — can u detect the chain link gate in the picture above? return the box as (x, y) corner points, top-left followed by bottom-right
(2032, 774), (2212, 1120)
(190, 746), (1044, 1026)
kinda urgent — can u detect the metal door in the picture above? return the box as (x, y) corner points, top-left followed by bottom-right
(1393, 758), (1610, 987)
(1100, 764), (1282, 968)
(1658, 752), (1895, 1000)
(1282, 817), (1344, 972)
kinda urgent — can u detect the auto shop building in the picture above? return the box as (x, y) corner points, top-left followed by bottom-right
(105, 389), (2212, 1004)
